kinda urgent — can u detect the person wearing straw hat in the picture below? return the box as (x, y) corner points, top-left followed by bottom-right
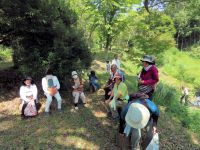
(138, 55), (159, 100)
(19, 76), (38, 118)
(71, 71), (86, 110)
(105, 72), (129, 119)
(120, 98), (159, 150)
(42, 69), (62, 116)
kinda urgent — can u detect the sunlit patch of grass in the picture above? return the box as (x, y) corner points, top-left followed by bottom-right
(92, 110), (107, 118)
(0, 46), (13, 70)
(55, 136), (100, 149)
(161, 48), (200, 91)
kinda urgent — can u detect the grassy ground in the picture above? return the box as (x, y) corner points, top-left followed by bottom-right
(0, 50), (200, 149)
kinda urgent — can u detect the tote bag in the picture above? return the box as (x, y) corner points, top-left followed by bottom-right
(146, 133), (159, 150)
(24, 101), (37, 117)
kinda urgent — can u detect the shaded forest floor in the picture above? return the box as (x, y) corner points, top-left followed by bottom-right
(0, 89), (200, 149)
(0, 60), (200, 149)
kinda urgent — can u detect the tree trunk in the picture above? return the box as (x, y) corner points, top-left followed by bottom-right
(181, 37), (183, 51)
(105, 34), (112, 51)
(176, 31), (180, 49)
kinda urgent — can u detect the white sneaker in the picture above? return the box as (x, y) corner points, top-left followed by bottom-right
(75, 106), (79, 110)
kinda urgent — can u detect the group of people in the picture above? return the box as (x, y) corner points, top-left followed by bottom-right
(19, 69), (90, 118)
(19, 54), (160, 149)
(104, 55), (160, 149)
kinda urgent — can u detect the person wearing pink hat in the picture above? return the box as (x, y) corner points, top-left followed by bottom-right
(104, 64), (125, 100)
(105, 72), (129, 119)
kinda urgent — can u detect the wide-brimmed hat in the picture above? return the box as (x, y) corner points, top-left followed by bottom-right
(125, 103), (150, 129)
(71, 71), (78, 79)
(113, 73), (122, 80)
(23, 76), (32, 82)
(140, 55), (155, 64)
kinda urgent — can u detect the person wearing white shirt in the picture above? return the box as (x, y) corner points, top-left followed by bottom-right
(112, 54), (121, 69)
(180, 86), (189, 105)
(42, 69), (62, 115)
(19, 76), (38, 118)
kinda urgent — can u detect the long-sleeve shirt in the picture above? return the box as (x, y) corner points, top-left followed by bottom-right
(42, 75), (60, 94)
(107, 69), (125, 90)
(112, 59), (121, 69)
(19, 84), (38, 102)
(72, 77), (84, 92)
(139, 65), (159, 86)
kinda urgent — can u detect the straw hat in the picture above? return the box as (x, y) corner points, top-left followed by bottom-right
(125, 103), (150, 129)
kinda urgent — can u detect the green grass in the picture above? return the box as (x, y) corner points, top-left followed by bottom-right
(0, 61), (14, 70)
(0, 46), (13, 70)
(161, 47), (200, 92)
(0, 48), (200, 149)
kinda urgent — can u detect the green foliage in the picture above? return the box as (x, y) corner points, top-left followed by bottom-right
(0, 0), (92, 83)
(71, 0), (143, 51)
(165, 0), (200, 49)
(161, 48), (200, 90)
(188, 44), (200, 59)
(115, 11), (175, 60)
(153, 81), (200, 138)
(0, 46), (12, 62)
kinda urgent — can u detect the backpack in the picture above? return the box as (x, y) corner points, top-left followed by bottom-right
(47, 78), (54, 88)
(47, 77), (57, 96)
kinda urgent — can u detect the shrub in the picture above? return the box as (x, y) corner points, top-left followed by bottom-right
(0, 0), (92, 86)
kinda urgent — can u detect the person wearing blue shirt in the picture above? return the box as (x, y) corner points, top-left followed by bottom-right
(89, 71), (100, 92)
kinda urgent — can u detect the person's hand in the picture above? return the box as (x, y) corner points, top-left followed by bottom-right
(152, 126), (157, 134)
(108, 91), (112, 95)
(138, 79), (144, 85)
(28, 95), (34, 101)
(105, 99), (111, 104)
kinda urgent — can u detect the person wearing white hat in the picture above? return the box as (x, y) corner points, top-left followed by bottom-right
(71, 71), (86, 110)
(112, 54), (121, 70)
(119, 99), (159, 149)
(138, 55), (159, 100)
(42, 69), (62, 116)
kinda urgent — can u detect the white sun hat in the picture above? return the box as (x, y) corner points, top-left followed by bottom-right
(71, 71), (78, 79)
(125, 103), (150, 129)
(71, 71), (78, 76)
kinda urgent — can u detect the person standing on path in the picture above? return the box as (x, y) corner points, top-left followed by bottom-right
(180, 86), (189, 105)
(112, 54), (121, 70)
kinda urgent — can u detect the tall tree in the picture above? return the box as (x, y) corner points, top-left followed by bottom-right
(115, 10), (175, 58)
(0, 0), (92, 85)
(85, 0), (142, 51)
